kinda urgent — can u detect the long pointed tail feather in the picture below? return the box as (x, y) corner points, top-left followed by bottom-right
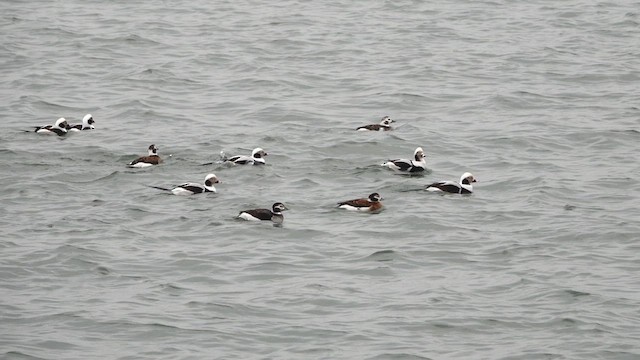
(398, 187), (426, 192)
(147, 185), (172, 192)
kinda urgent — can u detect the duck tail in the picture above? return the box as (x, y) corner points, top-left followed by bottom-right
(147, 185), (172, 192)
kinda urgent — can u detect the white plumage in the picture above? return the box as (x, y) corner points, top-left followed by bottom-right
(34, 117), (68, 136)
(170, 174), (220, 195)
(222, 148), (268, 165)
(68, 114), (95, 131)
(425, 172), (477, 194)
(381, 147), (427, 173)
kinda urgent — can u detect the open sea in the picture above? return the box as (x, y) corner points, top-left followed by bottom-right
(1, 0), (639, 359)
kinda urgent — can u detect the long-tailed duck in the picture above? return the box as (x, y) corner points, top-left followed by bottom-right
(127, 144), (161, 168)
(337, 192), (383, 212)
(150, 173), (220, 195)
(356, 116), (395, 131)
(238, 202), (288, 223)
(222, 148), (268, 165)
(382, 147), (427, 173)
(67, 114), (95, 131)
(425, 172), (477, 194)
(34, 117), (68, 136)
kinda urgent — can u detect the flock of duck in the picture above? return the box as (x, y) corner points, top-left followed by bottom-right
(31, 115), (477, 224)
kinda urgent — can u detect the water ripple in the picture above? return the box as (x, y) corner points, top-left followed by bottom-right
(1, 0), (639, 359)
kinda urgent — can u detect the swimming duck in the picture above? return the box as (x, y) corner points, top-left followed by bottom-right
(425, 172), (477, 194)
(34, 117), (68, 136)
(337, 192), (383, 212)
(128, 144), (161, 168)
(149, 173), (220, 195)
(381, 147), (427, 173)
(356, 116), (395, 131)
(238, 202), (288, 223)
(67, 114), (95, 131)
(222, 148), (268, 165)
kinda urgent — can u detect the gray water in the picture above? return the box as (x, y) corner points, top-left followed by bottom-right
(1, 0), (640, 359)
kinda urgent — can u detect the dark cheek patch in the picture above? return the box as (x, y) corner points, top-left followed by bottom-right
(205, 180), (212, 187)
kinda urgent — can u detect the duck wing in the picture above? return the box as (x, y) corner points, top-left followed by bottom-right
(227, 155), (252, 165)
(337, 198), (371, 208)
(239, 208), (273, 220)
(176, 183), (205, 194)
(129, 155), (161, 166)
(356, 124), (383, 131)
(388, 159), (412, 171)
(426, 181), (461, 193)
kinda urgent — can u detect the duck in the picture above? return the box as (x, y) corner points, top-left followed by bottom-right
(337, 192), (383, 212)
(238, 202), (288, 223)
(34, 117), (68, 136)
(149, 174), (220, 195)
(127, 144), (161, 168)
(356, 116), (395, 131)
(381, 147), (427, 173)
(67, 114), (95, 131)
(222, 147), (268, 165)
(425, 172), (477, 194)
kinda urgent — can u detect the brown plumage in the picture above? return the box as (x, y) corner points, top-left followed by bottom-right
(337, 193), (383, 212)
(129, 155), (161, 166)
(128, 144), (162, 168)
